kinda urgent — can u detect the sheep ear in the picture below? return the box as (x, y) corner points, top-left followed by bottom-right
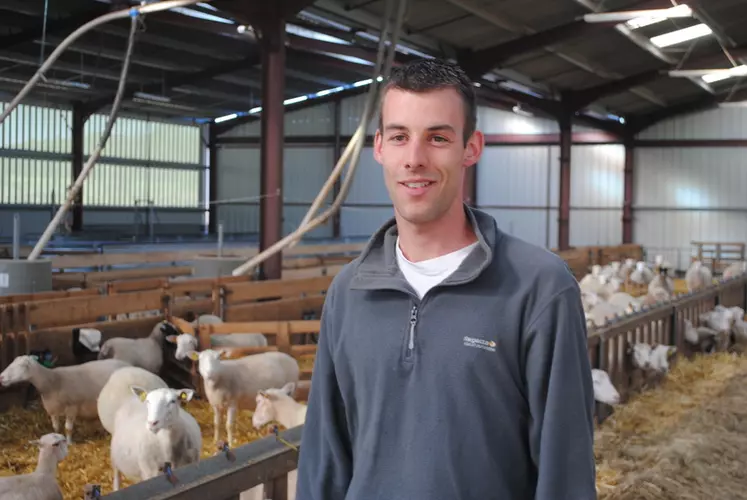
(186, 351), (200, 361)
(257, 390), (268, 399)
(165, 335), (178, 344)
(667, 346), (677, 356)
(218, 349), (229, 359)
(282, 382), (296, 396)
(131, 386), (148, 402)
(177, 389), (194, 402)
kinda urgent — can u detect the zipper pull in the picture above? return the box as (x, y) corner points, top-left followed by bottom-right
(408, 305), (418, 351)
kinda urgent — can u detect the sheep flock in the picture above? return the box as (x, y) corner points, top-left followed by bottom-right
(0, 255), (745, 499)
(0, 314), (308, 499)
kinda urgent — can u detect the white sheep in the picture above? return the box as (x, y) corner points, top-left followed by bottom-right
(0, 356), (130, 444)
(591, 369), (620, 406)
(187, 349), (300, 445)
(648, 344), (677, 373)
(607, 292), (642, 314)
(628, 342), (653, 370)
(110, 386), (202, 491)
(581, 291), (603, 313)
(97, 321), (176, 374)
(618, 258), (636, 280)
(654, 254), (675, 277)
(628, 261), (654, 285)
(700, 308), (734, 332)
(587, 301), (627, 327)
(685, 260), (712, 292)
(244, 382), (306, 500)
(683, 318), (719, 348)
(0, 433), (68, 500)
(97, 366), (169, 435)
(647, 274), (673, 302)
(167, 331), (268, 361)
(723, 261), (747, 279)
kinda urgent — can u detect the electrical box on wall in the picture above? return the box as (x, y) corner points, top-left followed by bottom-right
(0, 259), (53, 296)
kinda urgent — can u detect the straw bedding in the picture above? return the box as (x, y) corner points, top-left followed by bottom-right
(595, 352), (747, 499)
(0, 382), (311, 499)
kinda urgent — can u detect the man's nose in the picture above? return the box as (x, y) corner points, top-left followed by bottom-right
(404, 140), (427, 168)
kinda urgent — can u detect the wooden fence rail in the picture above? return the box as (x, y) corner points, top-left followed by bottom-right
(97, 273), (747, 500)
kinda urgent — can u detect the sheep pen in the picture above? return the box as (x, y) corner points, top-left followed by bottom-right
(0, 353), (315, 499)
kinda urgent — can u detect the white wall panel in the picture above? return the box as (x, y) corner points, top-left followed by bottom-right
(570, 209), (623, 247)
(476, 146), (559, 207)
(339, 93), (380, 137)
(479, 208), (557, 249)
(214, 146), (334, 237)
(570, 145), (625, 208)
(634, 148), (747, 209)
(340, 206), (394, 238)
(343, 147), (389, 204)
(634, 146), (747, 270)
(477, 107), (558, 135)
(637, 107), (747, 140)
(220, 102), (336, 138)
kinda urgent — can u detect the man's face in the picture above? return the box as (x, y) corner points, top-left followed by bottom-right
(374, 86), (482, 226)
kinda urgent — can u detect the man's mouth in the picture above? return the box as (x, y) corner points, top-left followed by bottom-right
(400, 181), (435, 188)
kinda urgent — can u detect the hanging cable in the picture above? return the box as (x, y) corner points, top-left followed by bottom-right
(27, 14), (139, 261)
(231, 0), (408, 276)
(0, 0), (208, 127)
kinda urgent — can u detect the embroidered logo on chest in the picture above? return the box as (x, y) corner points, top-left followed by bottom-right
(463, 335), (497, 352)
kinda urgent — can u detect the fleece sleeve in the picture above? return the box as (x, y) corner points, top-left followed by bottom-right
(295, 284), (353, 500)
(523, 284), (597, 500)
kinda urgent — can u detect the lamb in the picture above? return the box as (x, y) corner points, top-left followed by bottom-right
(700, 308), (734, 332)
(591, 369), (620, 405)
(110, 386), (202, 491)
(167, 331), (268, 361)
(629, 261), (654, 285)
(0, 356), (130, 444)
(97, 321), (178, 374)
(581, 291), (602, 313)
(245, 382), (306, 500)
(683, 318), (720, 352)
(97, 366), (168, 435)
(607, 292), (641, 314)
(587, 301), (627, 327)
(654, 254), (675, 277)
(187, 349), (300, 445)
(723, 261), (746, 279)
(685, 260), (712, 292)
(647, 274), (674, 302)
(648, 344), (677, 373)
(618, 258), (636, 280)
(0, 433), (68, 500)
(596, 275), (623, 300)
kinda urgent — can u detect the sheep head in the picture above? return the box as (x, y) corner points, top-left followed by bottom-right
(591, 369), (620, 405)
(0, 355), (40, 387)
(187, 349), (228, 379)
(131, 386), (194, 434)
(253, 383), (296, 429)
(168, 333), (199, 361)
(30, 432), (68, 463)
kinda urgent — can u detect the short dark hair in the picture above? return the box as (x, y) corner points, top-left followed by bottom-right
(378, 59), (477, 145)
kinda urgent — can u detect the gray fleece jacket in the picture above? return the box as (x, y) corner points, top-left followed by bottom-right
(295, 205), (596, 500)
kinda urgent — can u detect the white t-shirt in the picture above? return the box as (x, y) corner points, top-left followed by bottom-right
(395, 236), (479, 299)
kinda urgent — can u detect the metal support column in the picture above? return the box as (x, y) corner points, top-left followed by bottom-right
(622, 133), (634, 244)
(558, 112), (572, 250)
(332, 98), (342, 238)
(71, 103), (85, 232)
(258, 12), (286, 280)
(208, 123), (219, 235)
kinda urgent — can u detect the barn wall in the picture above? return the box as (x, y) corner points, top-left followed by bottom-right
(634, 107), (747, 270)
(215, 93), (623, 246)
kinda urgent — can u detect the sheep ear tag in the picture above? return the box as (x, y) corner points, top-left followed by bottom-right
(180, 392), (188, 401)
(139, 392), (147, 402)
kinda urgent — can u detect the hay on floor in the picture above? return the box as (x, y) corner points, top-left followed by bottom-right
(0, 395), (306, 499)
(595, 352), (747, 499)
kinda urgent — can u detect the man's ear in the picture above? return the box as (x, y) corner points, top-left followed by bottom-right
(463, 129), (484, 168)
(373, 129), (383, 164)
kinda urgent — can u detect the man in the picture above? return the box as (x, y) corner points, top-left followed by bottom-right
(295, 59), (596, 500)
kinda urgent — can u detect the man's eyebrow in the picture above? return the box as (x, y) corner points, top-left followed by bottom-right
(383, 124), (456, 133)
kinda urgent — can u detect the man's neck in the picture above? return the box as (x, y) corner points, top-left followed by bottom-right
(396, 203), (477, 263)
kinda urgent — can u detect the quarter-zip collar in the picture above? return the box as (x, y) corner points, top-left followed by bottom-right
(349, 204), (499, 292)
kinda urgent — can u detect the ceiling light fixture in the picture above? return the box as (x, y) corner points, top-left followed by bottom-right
(650, 23), (712, 48)
(583, 4), (693, 24)
(668, 65), (747, 83)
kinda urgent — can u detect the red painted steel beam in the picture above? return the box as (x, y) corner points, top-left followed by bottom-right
(258, 13), (287, 281)
(558, 113), (572, 251)
(622, 135), (634, 244)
